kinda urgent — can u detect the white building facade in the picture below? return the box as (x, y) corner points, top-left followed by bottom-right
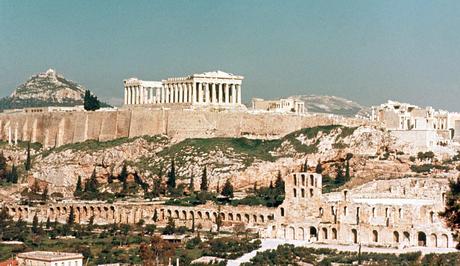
(17, 251), (83, 266)
(123, 71), (244, 108)
(252, 97), (305, 114)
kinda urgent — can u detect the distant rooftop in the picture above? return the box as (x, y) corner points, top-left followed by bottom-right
(17, 251), (83, 261)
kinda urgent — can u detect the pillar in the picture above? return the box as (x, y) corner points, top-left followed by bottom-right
(184, 84), (189, 103)
(211, 83), (216, 104)
(198, 83), (203, 103)
(173, 84), (178, 103)
(225, 84), (230, 104)
(237, 84), (241, 104)
(161, 86), (165, 103)
(205, 83), (210, 103)
(192, 83), (196, 103)
(165, 85), (169, 103)
(141, 86), (145, 104)
(129, 87), (133, 104)
(232, 84), (236, 104)
(124, 87), (128, 105)
(218, 83), (223, 104)
(179, 84), (183, 103)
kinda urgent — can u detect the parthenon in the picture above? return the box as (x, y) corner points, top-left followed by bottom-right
(123, 71), (244, 107)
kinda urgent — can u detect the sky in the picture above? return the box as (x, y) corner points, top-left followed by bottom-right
(1, 0), (460, 110)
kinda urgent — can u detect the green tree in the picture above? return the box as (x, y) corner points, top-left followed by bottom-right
(162, 217), (176, 235)
(32, 213), (39, 234)
(440, 178), (460, 248)
(68, 206), (75, 226)
(25, 142), (32, 171)
(84, 169), (98, 193)
(335, 164), (346, 185)
(152, 209), (158, 223)
(221, 179), (234, 198)
(189, 175), (195, 193)
(166, 159), (176, 192)
(315, 160), (323, 174)
(45, 217), (51, 229)
(7, 164), (18, 183)
(200, 166), (208, 192)
(274, 170), (285, 195)
(345, 159), (351, 181)
(83, 90), (101, 111)
(41, 186), (48, 201)
(74, 176), (83, 197)
(119, 163), (128, 183)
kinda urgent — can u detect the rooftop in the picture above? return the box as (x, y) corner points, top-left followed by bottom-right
(17, 251), (83, 261)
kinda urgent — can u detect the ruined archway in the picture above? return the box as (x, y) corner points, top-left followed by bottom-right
(309, 226), (317, 241)
(351, 229), (358, 244)
(430, 233), (437, 247)
(393, 231), (400, 244)
(417, 232), (426, 247)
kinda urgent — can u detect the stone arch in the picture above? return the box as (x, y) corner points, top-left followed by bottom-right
(287, 227), (295, 240)
(343, 190), (348, 201)
(403, 232), (410, 244)
(298, 227), (305, 240)
(236, 213), (241, 221)
(212, 212), (217, 221)
(301, 188), (305, 197)
(430, 233), (437, 247)
(166, 209), (172, 217)
(322, 228), (328, 240)
(244, 214), (250, 223)
(206, 212), (210, 220)
(309, 226), (317, 240)
(372, 230), (379, 243)
(259, 215), (264, 222)
(418, 232), (427, 247)
(220, 213), (225, 221)
(352, 229), (358, 244)
(293, 174), (297, 185)
(228, 213), (234, 221)
(430, 211), (435, 223)
(440, 234), (449, 248)
(393, 231), (400, 243)
(332, 228), (337, 240)
(182, 210), (187, 220)
(309, 188), (314, 197)
(252, 215), (257, 223)
(174, 210), (179, 219)
(310, 175), (314, 186)
(197, 211), (203, 219)
(301, 174), (305, 186)
(271, 225), (277, 238)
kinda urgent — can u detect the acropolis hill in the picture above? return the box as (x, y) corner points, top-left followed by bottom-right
(1, 69), (460, 261)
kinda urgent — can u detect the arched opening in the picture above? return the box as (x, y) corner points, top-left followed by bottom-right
(393, 231), (400, 243)
(301, 188), (305, 198)
(441, 234), (448, 248)
(228, 213), (233, 221)
(271, 225), (277, 238)
(372, 230), (378, 243)
(319, 207), (324, 217)
(182, 210), (187, 220)
(236, 213), (241, 221)
(205, 212), (210, 220)
(253, 215), (257, 223)
(220, 213), (225, 221)
(309, 226), (317, 240)
(430, 233), (437, 247)
(332, 228), (337, 240)
(197, 211), (203, 219)
(174, 210), (179, 218)
(280, 207), (285, 217)
(244, 214), (250, 223)
(403, 232), (410, 243)
(343, 190), (348, 201)
(418, 232), (427, 247)
(310, 175), (314, 186)
(343, 206), (348, 216)
(372, 207), (376, 217)
(293, 188), (297, 197)
(309, 189), (314, 197)
(430, 211), (434, 223)
(298, 227), (305, 240)
(352, 229), (358, 244)
(167, 209), (172, 217)
(322, 228), (328, 240)
(288, 227), (295, 240)
(259, 215), (264, 222)
(293, 175), (297, 186)
(301, 175), (305, 186)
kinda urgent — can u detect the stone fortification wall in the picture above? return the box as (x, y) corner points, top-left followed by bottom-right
(0, 108), (367, 147)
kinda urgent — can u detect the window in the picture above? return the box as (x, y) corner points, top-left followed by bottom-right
(280, 207), (285, 217)
(310, 188), (314, 197)
(319, 207), (324, 217)
(293, 174), (297, 186)
(385, 208), (389, 218)
(343, 206), (348, 216)
(301, 175), (305, 186)
(372, 230), (378, 242)
(398, 208), (403, 219)
(372, 207), (376, 217)
(293, 188), (297, 197)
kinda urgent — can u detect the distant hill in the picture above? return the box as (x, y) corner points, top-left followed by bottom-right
(0, 69), (109, 110)
(292, 95), (370, 117)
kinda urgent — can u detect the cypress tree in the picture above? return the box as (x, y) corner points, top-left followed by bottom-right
(200, 166), (208, 192)
(41, 186), (48, 201)
(119, 163), (128, 183)
(68, 206), (75, 226)
(83, 90), (101, 111)
(84, 169), (98, 193)
(45, 217), (51, 229)
(221, 179), (234, 198)
(189, 175), (194, 193)
(315, 160), (323, 174)
(274, 170), (285, 195)
(74, 176), (83, 197)
(152, 209), (158, 223)
(345, 159), (351, 181)
(166, 159), (176, 191)
(8, 164), (18, 183)
(25, 142), (32, 171)
(32, 213), (39, 234)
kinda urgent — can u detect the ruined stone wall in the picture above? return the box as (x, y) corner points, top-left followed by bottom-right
(0, 108), (367, 148)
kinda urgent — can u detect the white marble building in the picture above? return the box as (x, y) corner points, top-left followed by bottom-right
(124, 71), (244, 107)
(252, 97), (305, 114)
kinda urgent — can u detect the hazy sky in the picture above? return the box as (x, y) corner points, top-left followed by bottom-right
(1, 1), (460, 110)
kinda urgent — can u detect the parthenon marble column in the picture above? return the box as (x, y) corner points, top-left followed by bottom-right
(225, 84), (230, 104)
(211, 83), (216, 103)
(232, 84), (236, 104)
(198, 83), (203, 103)
(218, 84), (223, 103)
(237, 84), (241, 104)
